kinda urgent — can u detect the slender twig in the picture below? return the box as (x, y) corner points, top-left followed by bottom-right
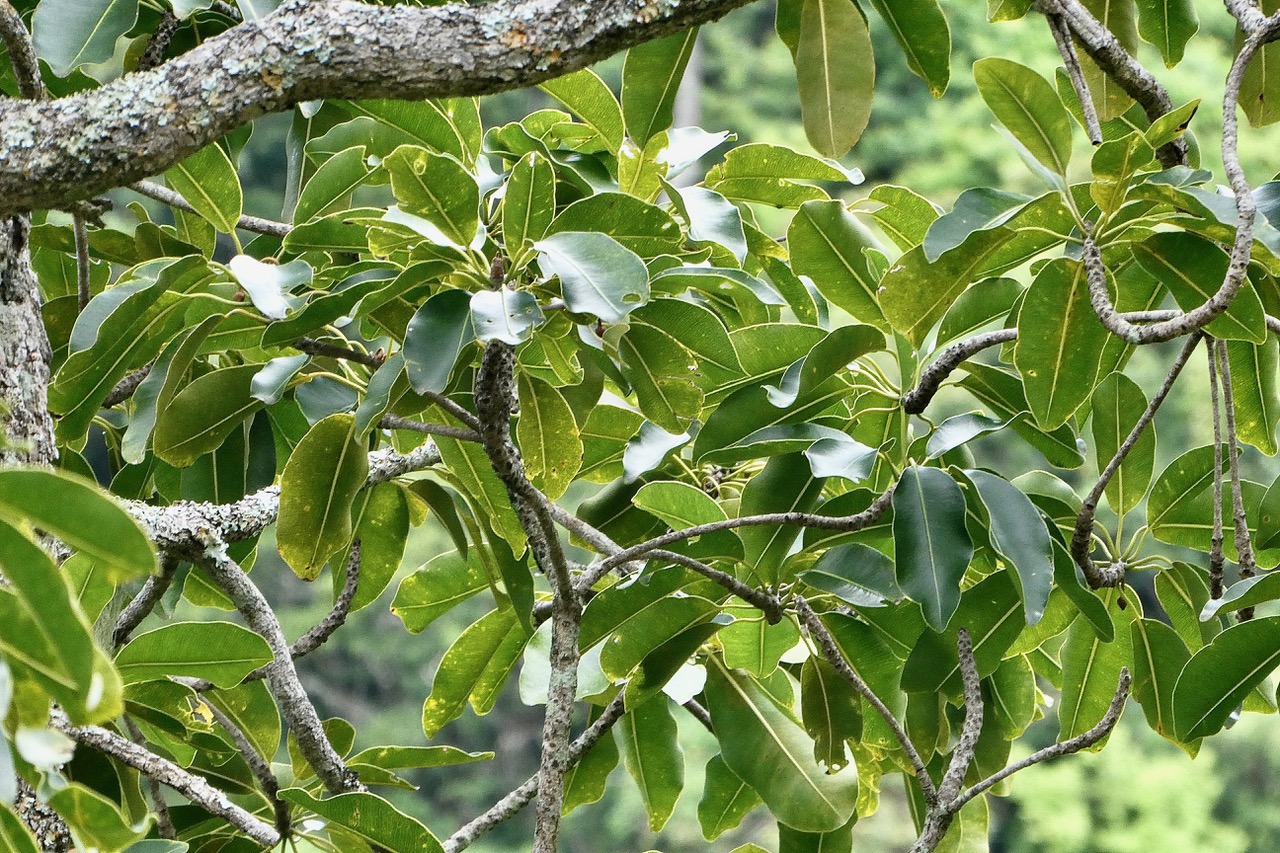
(138, 9), (181, 72)
(649, 549), (784, 623)
(113, 554), (180, 647)
(203, 701), (291, 838)
(1208, 338), (1226, 599)
(795, 596), (937, 806)
(903, 330), (1016, 415)
(194, 532), (363, 795)
(104, 362), (155, 408)
(379, 413), (481, 443)
(124, 718), (177, 840)
(294, 336), (384, 369)
(0, 1), (43, 101)
(443, 693), (627, 853)
(682, 699), (714, 733)
(51, 712), (281, 847)
(950, 669), (1131, 810)
(1216, 338), (1257, 620)
(1071, 332), (1201, 586)
(73, 214), (92, 311)
(1046, 11), (1102, 144)
(131, 179), (293, 238)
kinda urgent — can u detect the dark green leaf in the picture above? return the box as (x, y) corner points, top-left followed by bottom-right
(1091, 372), (1156, 515)
(617, 698), (684, 832)
(892, 467), (972, 631)
(1173, 616), (1280, 740)
(115, 622), (272, 688)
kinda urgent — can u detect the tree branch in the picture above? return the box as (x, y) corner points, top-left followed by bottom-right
(112, 553), (180, 647)
(293, 335), (383, 369)
(903, 329), (1016, 415)
(203, 701), (291, 838)
(1046, 10), (1101, 144)
(0, 0), (758, 214)
(648, 549), (784, 623)
(1216, 337), (1258, 617)
(1208, 337), (1226, 600)
(0, 1), (42, 102)
(130, 179), (293, 238)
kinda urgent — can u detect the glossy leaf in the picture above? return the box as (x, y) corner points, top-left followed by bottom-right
(164, 143), (244, 235)
(115, 622), (272, 688)
(966, 470), (1053, 625)
(33, 0), (138, 77)
(280, 790), (444, 853)
(788, 200), (887, 330)
(740, 454), (825, 586)
(866, 0), (951, 96)
(294, 145), (372, 223)
(623, 29), (699, 146)
(470, 289), (544, 345)
(1226, 337), (1280, 455)
(503, 152), (556, 259)
(1059, 589), (1135, 741)
(383, 146), (480, 245)
(1132, 232), (1267, 343)
(698, 754), (763, 841)
(404, 289), (473, 395)
(422, 608), (528, 738)
(1130, 618), (1191, 742)
(516, 373), (582, 499)
(893, 467), (973, 631)
(536, 232), (649, 323)
(1091, 372), (1157, 515)
(1173, 616), (1280, 740)
(154, 364), (266, 468)
(973, 58), (1072, 175)
(800, 543), (901, 607)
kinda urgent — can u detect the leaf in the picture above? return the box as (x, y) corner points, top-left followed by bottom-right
(154, 365), (266, 468)
(800, 656), (862, 771)
(1226, 337), (1280, 455)
(547, 193), (684, 259)
(633, 480), (743, 562)
(294, 145), (372, 223)
(502, 152), (556, 260)
(33, 0), (139, 77)
(115, 622), (272, 688)
(421, 608), (529, 738)
(1059, 589), (1134, 741)
(1201, 573), (1280, 621)
(0, 468), (154, 581)
(0, 809), (39, 853)
(1131, 231), (1267, 343)
(720, 610), (800, 678)
(924, 412), (1009, 459)
(516, 373), (583, 499)
(1080, 0), (1140, 119)
(539, 68), (625, 152)
(164, 143), (244, 235)
(470, 289), (544, 346)
(277, 414), (369, 580)
(617, 698), (685, 832)
(1130, 618), (1191, 741)
(392, 551), (488, 634)
(668, 184), (748, 263)
(706, 143), (861, 208)
(965, 470), (1053, 625)
(48, 784), (147, 852)
(565, 706), (621, 815)
(1013, 259), (1108, 430)
(959, 363), (1085, 469)
(622, 28), (699, 146)
(1148, 445), (1225, 550)
(599, 596), (722, 681)
(795, 0), (875, 158)
(800, 543), (901, 607)
(788, 200), (887, 330)
(403, 289), (473, 395)
(778, 816), (858, 852)
(704, 659), (858, 834)
(935, 277), (1022, 348)
(892, 467), (973, 631)
(866, 0), (951, 96)
(973, 58), (1073, 176)
(698, 754), (762, 841)
(279, 790), (443, 853)
(1239, 19), (1280, 127)
(121, 315), (221, 464)
(923, 187), (1029, 261)
(535, 232), (650, 323)
(739, 454), (825, 586)
(1173, 616), (1280, 740)
(383, 146), (480, 245)
(866, 184), (941, 250)
(1091, 372), (1157, 515)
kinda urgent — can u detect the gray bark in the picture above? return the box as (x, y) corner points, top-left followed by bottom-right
(0, 216), (54, 466)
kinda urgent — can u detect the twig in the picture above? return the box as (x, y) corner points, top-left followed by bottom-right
(682, 699), (714, 733)
(112, 554), (180, 647)
(195, 532), (363, 795)
(104, 362), (155, 408)
(1208, 338), (1226, 599)
(648, 549), (784, 623)
(379, 413), (481, 443)
(123, 718), (177, 839)
(903, 330), (1017, 415)
(950, 669), (1130, 810)
(0, 1), (43, 101)
(51, 711), (281, 847)
(443, 693), (627, 853)
(1216, 338), (1257, 619)
(795, 596), (937, 806)
(939, 630), (982, 803)
(1046, 11), (1102, 144)
(203, 701), (291, 838)
(138, 9), (181, 72)
(289, 537), (360, 659)
(294, 335), (384, 369)
(131, 180), (292, 238)
(1071, 332), (1201, 586)
(73, 214), (91, 311)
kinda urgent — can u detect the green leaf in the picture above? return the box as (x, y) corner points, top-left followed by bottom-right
(121, 315), (221, 464)
(740, 454), (825, 586)
(1173, 616), (1280, 740)
(1156, 561), (1216, 650)
(935, 277), (1021, 348)
(435, 435), (527, 552)
(778, 816), (858, 852)
(1239, 22), (1280, 127)
(599, 595), (722, 681)
(973, 58), (1073, 176)
(153, 365), (266, 468)
(470, 289), (544, 346)
(421, 609), (527, 738)
(0, 468), (154, 581)
(503, 152), (556, 261)
(33, 0), (139, 77)
(892, 466), (973, 631)
(404, 288), (473, 395)
(1091, 372), (1157, 515)
(800, 543), (901, 607)
(539, 69), (625, 152)
(294, 145), (372, 223)
(547, 193), (684, 259)
(49, 783), (147, 852)
(1226, 337), (1280, 455)
(392, 551), (488, 634)
(339, 99), (480, 166)
(164, 143), (244, 235)
(618, 698), (685, 832)
(800, 656), (862, 770)
(1059, 589), (1134, 741)
(704, 659), (858, 833)
(720, 610), (800, 678)
(795, 0), (875, 158)
(924, 412), (1009, 459)
(1131, 231), (1267, 343)
(866, 0), (951, 96)
(516, 373), (582, 499)
(535, 232), (650, 323)
(1130, 618), (1192, 742)
(1148, 445), (1225, 550)
(622, 28), (699, 146)
(966, 470), (1053, 625)
(115, 622), (272, 688)
(618, 324), (704, 434)
(1201, 573), (1280, 621)
(706, 143), (861, 208)
(668, 184), (748, 263)
(1145, 100), (1199, 149)
(565, 705), (622, 814)
(383, 146), (480, 245)
(633, 481), (743, 563)
(866, 184), (941, 250)
(279, 789), (443, 853)
(341, 482), (410, 612)
(1080, 0), (1140, 119)
(0, 808), (39, 853)
(698, 754), (762, 841)
(1013, 259), (1107, 430)
(788, 200), (887, 330)
(959, 363), (1085, 469)
(277, 414), (369, 580)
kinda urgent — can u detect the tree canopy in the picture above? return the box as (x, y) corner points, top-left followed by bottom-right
(2, 0), (1280, 851)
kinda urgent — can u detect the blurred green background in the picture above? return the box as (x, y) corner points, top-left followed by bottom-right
(187, 1), (1280, 849)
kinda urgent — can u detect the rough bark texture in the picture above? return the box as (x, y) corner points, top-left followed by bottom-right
(0, 0), (757, 215)
(0, 216), (54, 465)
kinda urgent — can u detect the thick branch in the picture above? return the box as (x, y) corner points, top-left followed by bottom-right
(0, 0), (757, 214)
(52, 712), (281, 848)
